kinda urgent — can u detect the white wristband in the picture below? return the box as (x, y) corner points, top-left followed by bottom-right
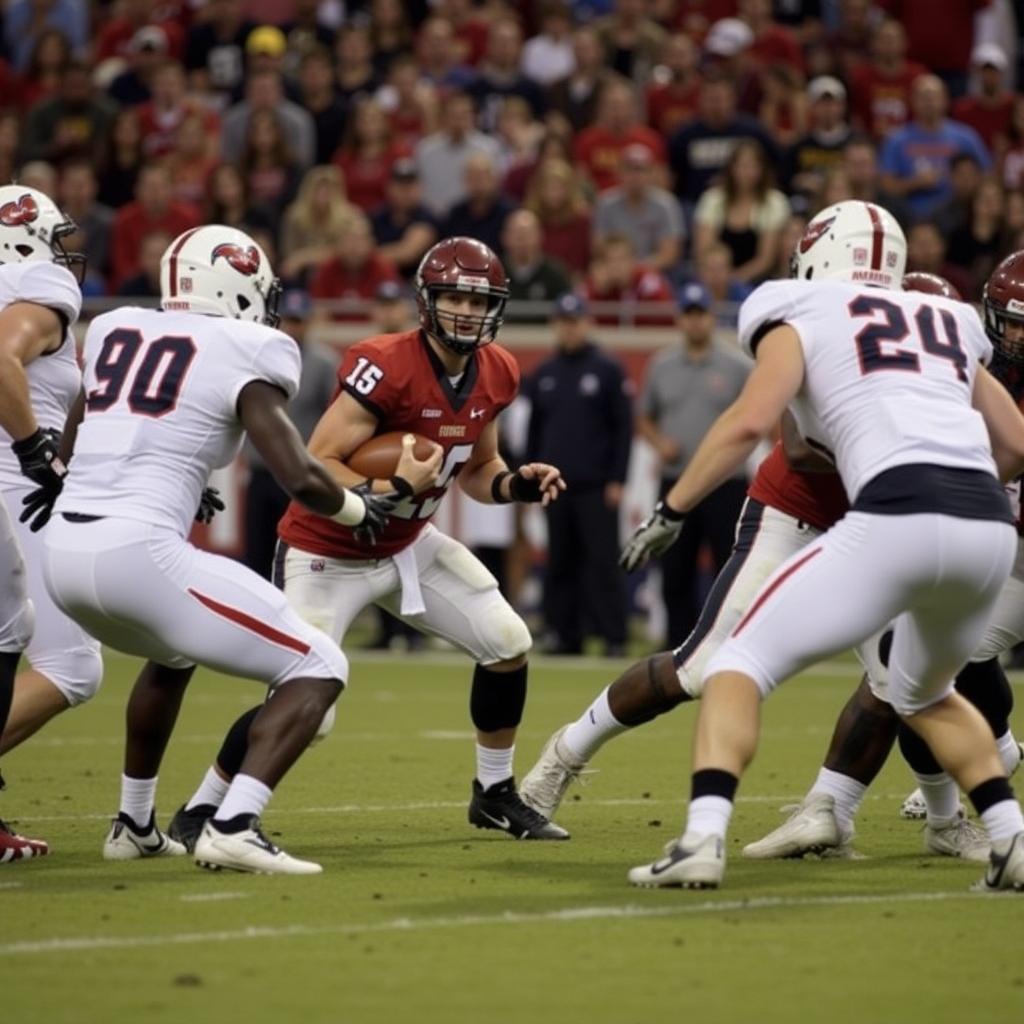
(330, 489), (366, 526)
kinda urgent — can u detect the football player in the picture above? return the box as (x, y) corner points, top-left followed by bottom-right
(169, 236), (570, 846)
(40, 225), (395, 875)
(624, 200), (1024, 891)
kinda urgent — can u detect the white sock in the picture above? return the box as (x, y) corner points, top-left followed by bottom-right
(809, 767), (866, 833)
(914, 771), (960, 827)
(476, 744), (514, 790)
(980, 798), (1024, 843)
(186, 766), (230, 811)
(214, 773), (273, 823)
(119, 774), (158, 829)
(684, 795), (734, 840)
(996, 731), (1022, 776)
(562, 686), (629, 762)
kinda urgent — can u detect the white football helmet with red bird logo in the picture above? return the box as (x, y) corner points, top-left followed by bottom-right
(0, 183), (85, 280)
(160, 225), (281, 326)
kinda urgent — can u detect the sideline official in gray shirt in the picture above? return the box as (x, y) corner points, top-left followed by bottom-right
(638, 281), (750, 647)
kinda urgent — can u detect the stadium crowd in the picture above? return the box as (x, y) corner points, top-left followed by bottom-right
(1, 0), (1021, 322)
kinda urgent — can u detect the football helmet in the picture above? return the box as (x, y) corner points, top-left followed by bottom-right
(902, 271), (961, 300)
(0, 184), (85, 282)
(792, 200), (906, 290)
(983, 250), (1024, 363)
(160, 225), (281, 327)
(414, 237), (509, 356)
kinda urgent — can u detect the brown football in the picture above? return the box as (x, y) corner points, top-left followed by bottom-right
(346, 431), (437, 479)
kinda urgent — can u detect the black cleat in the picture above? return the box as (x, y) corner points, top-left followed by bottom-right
(167, 803), (217, 854)
(468, 777), (570, 840)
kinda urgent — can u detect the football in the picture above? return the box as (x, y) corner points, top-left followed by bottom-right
(346, 431), (436, 479)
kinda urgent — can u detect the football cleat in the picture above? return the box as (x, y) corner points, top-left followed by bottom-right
(924, 811), (990, 862)
(900, 788), (966, 821)
(520, 725), (590, 820)
(193, 816), (322, 875)
(167, 803), (218, 854)
(468, 777), (569, 840)
(974, 831), (1024, 892)
(628, 833), (724, 889)
(102, 812), (186, 860)
(0, 818), (49, 863)
(741, 793), (854, 859)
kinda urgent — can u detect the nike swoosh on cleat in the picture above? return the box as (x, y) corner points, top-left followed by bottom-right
(649, 847), (687, 875)
(986, 848), (1011, 888)
(479, 811), (512, 830)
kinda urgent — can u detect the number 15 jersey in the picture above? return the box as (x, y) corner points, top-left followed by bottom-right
(56, 307), (301, 537)
(738, 278), (996, 502)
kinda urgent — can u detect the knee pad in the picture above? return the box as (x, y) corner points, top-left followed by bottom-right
(480, 602), (532, 664)
(0, 596), (34, 654)
(30, 643), (103, 706)
(312, 702), (336, 744)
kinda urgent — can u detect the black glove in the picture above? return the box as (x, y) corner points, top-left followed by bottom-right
(13, 429), (67, 533)
(195, 486), (226, 525)
(350, 481), (400, 546)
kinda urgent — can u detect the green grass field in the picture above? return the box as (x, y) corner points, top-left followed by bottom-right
(3, 650), (1023, 1024)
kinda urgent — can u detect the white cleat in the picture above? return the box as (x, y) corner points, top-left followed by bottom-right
(194, 817), (322, 875)
(900, 788), (966, 821)
(103, 813), (186, 860)
(520, 725), (589, 820)
(924, 812), (990, 862)
(742, 793), (853, 860)
(974, 831), (1024, 892)
(628, 833), (724, 889)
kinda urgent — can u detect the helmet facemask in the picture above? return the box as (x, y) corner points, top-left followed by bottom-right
(50, 216), (87, 284)
(420, 284), (508, 357)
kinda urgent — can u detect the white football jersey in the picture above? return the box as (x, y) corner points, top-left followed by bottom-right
(0, 262), (82, 489)
(738, 278), (995, 501)
(57, 307), (301, 536)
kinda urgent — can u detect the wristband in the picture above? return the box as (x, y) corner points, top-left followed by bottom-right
(11, 428), (44, 454)
(331, 489), (366, 526)
(490, 470), (513, 503)
(390, 475), (413, 498)
(509, 470), (544, 503)
(656, 499), (686, 521)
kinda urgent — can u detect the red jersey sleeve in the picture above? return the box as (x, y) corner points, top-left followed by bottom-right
(336, 334), (413, 423)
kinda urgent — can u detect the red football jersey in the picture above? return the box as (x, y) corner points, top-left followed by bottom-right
(278, 329), (520, 559)
(746, 442), (849, 532)
(849, 61), (928, 139)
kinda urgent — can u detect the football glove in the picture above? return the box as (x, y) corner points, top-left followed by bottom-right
(619, 501), (686, 573)
(195, 487), (226, 525)
(13, 428), (67, 533)
(350, 481), (400, 546)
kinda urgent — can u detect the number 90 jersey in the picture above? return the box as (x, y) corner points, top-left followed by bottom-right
(738, 279), (996, 502)
(56, 307), (300, 537)
(279, 328), (520, 559)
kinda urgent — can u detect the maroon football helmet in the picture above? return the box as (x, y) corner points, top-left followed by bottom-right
(983, 251), (1024, 363)
(902, 271), (961, 301)
(414, 237), (509, 356)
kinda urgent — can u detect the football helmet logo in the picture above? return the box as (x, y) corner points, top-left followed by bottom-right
(0, 193), (39, 228)
(798, 216), (834, 254)
(211, 243), (260, 276)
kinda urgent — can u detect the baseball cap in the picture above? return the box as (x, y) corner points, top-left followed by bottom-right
(375, 280), (405, 303)
(678, 281), (712, 312)
(279, 289), (311, 321)
(808, 75), (846, 102)
(553, 292), (588, 318)
(246, 25), (287, 57)
(390, 158), (419, 182)
(130, 25), (168, 54)
(972, 42), (1008, 70)
(704, 18), (754, 58)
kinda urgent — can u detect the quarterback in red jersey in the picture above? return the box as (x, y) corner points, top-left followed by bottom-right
(170, 238), (570, 847)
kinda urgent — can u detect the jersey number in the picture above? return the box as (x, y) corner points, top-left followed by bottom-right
(849, 296), (968, 383)
(344, 357), (384, 396)
(86, 329), (197, 416)
(390, 444), (474, 521)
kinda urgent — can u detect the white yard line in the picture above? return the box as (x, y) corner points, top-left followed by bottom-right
(0, 890), (995, 957)
(179, 892), (246, 903)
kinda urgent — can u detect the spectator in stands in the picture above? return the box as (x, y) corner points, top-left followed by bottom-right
(18, 27), (72, 111)
(467, 17), (547, 132)
(693, 241), (755, 311)
(669, 75), (776, 207)
(95, 0), (183, 64)
(645, 32), (701, 138)
(369, 0), (414, 78)
(849, 19), (926, 140)
(280, 165), (359, 285)
(21, 59), (116, 167)
(593, 143), (685, 273)
(701, 18), (762, 118)
(107, 26), (173, 108)
(1000, 96), (1024, 192)
(524, 156), (593, 278)
(827, 0), (875, 82)
(503, 209), (572, 320)
(0, 112), (19, 186)
(369, 158), (438, 280)
(757, 62), (808, 148)
(504, 126), (572, 202)
(934, 151), (984, 235)
(309, 213), (400, 321)
(816, 164), (854, 210)
(222, 68), (315, 171)
(494, 96), (545, 183)
(594, 0), (667, 83)
(880, 74), (991, 220)
(280, 0), (337, 64)
(415, 90), (502, 218)
(442, 151), (516, 259)
(951, 44), (1014, 155)
(205, 161), (273, 235)
(117, 229), (171, 298)
(59, 159), (113, 290)
(238, 108), (301, 228)
(521, 2), (576, 88)
(772, 211), (810, 279)
(96, 107), (143, 208)
(17, 159), (57, 199)
(739, 0), (804, 78)
(334, 22), (379, 106)
(583, 234), (674, 325)
(244, 24), (294, 85)
(785, 75), (853, 201)
(905, 220), (973, 298)
(434, 0), (490, 67)
(574, 75), (667, 192)
(416, 16), (478, 92)
(842, 136), (900, 214)
(184, 0), (254, 102)
(947, 176), (1009, 298)
(297, 47), (348, 167)
(110, 161), (200, 289)
(378, 54), (439, 149)
(137, 60), (219, 161)
(548, 25), (614, 132)
(4, 0), (87, 73)
(331, 96), (411, 213)
(693, 139), (790, 285)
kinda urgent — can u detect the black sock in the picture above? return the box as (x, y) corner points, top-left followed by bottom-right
(215, 705), (261, 778)
(470, 663), (527, 732)
(969, 777), (1015, 816)
(955, 658), (1013, 737)
(691, 768), (738, 803)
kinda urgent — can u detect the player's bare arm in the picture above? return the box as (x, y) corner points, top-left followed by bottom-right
(0, 300), (64, 442)
(972, 366), (1024, 483)
(458, 420), (566, 506)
